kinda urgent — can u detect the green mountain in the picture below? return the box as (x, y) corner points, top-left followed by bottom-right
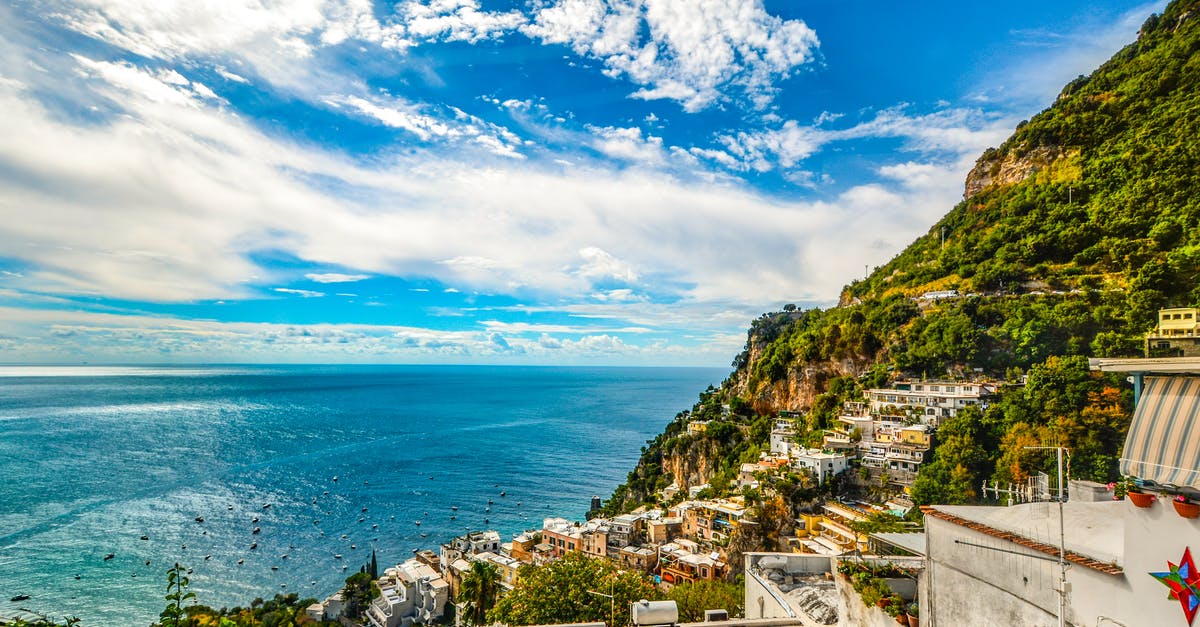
(606, 0), (1200, 515)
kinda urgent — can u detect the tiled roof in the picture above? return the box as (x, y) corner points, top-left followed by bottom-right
(920, 506), (1123, 575)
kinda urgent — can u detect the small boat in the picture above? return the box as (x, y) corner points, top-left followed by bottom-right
(420, 533), (427, 538)
(450, 515), (456, 520)
(237, 559), (244, 565)
(334, 554), (342, 559)
(253, 527), (261, 534)
(484, 518), (489, 524)
(252, 516), (259, 523)
(263, 503), (271, 509)
(372, 524), (378, 529)
(181, 545), (187, 550)
(358, 517), (365, 523)
(228, 505), (234, 510)
(332, 476), (338, 482)
(271, 566), (279, 571)
(195, 516), (204, 523)
(323, 491), (329, 496)
(363, 480), (369, 485)
(250, 542), (257, 550)
(341, 534), (348, 539)
(281, 554), (288, 560)
(103, 553), (115, 561)
(451, 505), (458, 511)
(350, 544), (357, 549)
(74, 575), (80, 580)
(362, 507), (368, 512)
(204, 555), (211, 561)
(140, 535), (149, 541)
(414, 521), (421, 526)
(11, 594), (30, 602)
(342, 564), (348, 570)
(487, 499), (493, 505)
(500, 491), (506, 497)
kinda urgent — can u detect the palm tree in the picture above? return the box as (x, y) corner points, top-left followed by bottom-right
(459, 560), (501, 625)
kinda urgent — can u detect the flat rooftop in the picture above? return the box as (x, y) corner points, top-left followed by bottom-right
(1090, 356), (1200, 373)
(927, 500), (1124, 572)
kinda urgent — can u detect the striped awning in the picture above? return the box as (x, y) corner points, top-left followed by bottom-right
(1121, 376), (1200, 489)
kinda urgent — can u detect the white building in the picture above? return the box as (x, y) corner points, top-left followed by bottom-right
(366, 559), (450, 627)
(923, 357), (1200, 627)
(792, 449), (848, 484)
(770, 419), (797, 456)
(865, 379), (995, 425)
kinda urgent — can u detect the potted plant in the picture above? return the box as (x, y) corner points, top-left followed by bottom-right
(1174, 494), (1200, 519)
(883, 596), (907, 625)
(907, 602), (920, 627)
(1110, 477), (1155, 507)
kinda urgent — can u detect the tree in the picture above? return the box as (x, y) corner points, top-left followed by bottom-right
(340, 572), (377, 621)
(488, 553), (656, 626)
(158, 563), (196, 627)
(459, 560), (502, 625)
(665, 580), (744, 621)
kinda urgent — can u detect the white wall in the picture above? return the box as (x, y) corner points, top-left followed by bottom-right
(926, 499), (1200, 627)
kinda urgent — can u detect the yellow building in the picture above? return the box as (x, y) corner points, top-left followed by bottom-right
(1146, 307), (1200, 356)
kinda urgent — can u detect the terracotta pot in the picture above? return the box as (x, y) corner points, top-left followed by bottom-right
(895, 614), (909, 625)
(907, 615), (920, 627)
(1174, 500), (1200, 519)
(1128, 491), (1155, 508)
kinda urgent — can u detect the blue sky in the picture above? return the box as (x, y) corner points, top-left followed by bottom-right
(0, 0), (1164, 365)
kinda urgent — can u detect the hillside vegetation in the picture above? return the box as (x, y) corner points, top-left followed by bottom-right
(607, 0), (1200, 514)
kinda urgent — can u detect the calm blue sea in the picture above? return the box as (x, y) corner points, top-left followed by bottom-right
(0, 365), (723, 626)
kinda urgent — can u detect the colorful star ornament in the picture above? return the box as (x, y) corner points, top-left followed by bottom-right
(1152, 547), (1200, 624)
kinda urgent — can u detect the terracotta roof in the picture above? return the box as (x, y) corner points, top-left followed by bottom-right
(921, 506), (1123, 576)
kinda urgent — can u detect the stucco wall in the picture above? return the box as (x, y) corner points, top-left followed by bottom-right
(927, 499), (1200, 627)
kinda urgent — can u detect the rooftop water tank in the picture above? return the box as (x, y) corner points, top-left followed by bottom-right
(630, 600), (678, 626)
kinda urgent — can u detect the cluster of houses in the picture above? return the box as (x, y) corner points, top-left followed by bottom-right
(306, 497), (753, 626)
(823, 378), (998, 490)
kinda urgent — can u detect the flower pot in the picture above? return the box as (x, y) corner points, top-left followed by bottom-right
(1128, 491), (1155, 508)
(907, 615), (920, 627)
(895, 614), (909, 625)
(877, 598), (889, 608)
(1174, 500), (1200, 519)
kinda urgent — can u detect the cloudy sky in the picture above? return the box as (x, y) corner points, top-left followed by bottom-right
(0, 0), (1164, 365)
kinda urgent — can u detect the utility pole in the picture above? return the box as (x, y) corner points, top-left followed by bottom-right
(1025, 446), (1069, 627)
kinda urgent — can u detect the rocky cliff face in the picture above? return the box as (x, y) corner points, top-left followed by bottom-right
(661, 438), (724, 491)
(963, 144), (1065, 199)
(726, 324), (870, 415)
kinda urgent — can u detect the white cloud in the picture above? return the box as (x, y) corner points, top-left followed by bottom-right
(523, 0), (819, 111)
(0, 306), (730, 364)
(576, 247), (638, 283)
(587, 125), (666, 165)
(0, 28), (979, 364)
(396, 0), (525, 43)
(719, 106), (1014, 173)
(274, 287), (325, 297)
(305, 272), (370, 283)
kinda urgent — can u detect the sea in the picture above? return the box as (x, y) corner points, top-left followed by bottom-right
(0, 364), (724, 626)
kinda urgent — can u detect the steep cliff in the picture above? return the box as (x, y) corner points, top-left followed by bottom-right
(606, 0), (1200, 511)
